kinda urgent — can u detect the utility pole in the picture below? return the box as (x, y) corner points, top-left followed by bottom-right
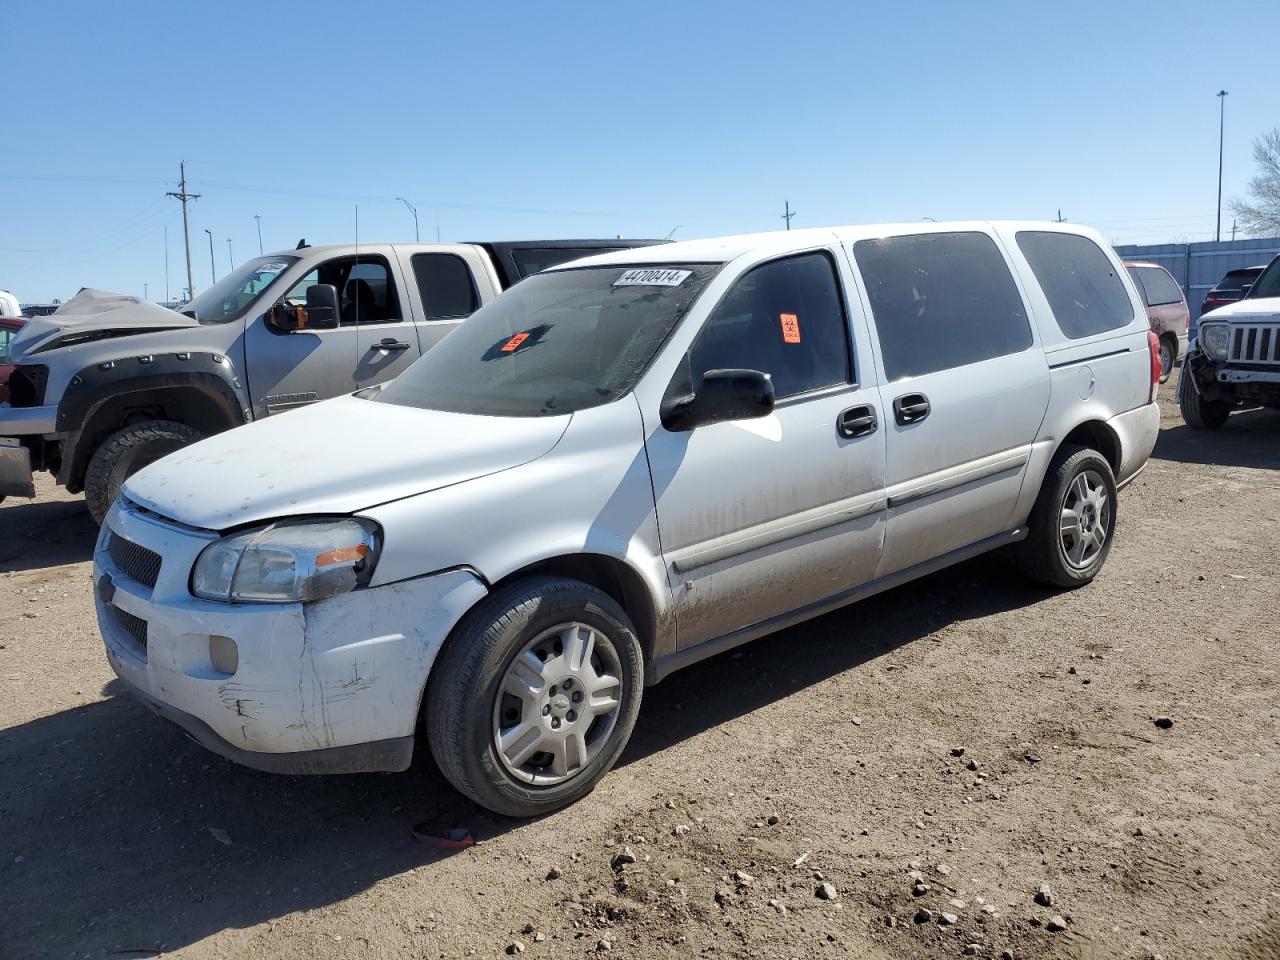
(1231, 219), (1238, 241)
(1216, 89), (1228, 242)
(435, 208), (441, 243)
(165, 161), (200, 297)
(204, 228), (217, 283)
(781, 200), (795, 231)
(254, 214), (263, 254)
(226, 238), (234, 271)
(396, 197), (420, 241)
(143, 283), (149, 301)
(164, 225), (170, 303)
(1055, 209), (1067, 222)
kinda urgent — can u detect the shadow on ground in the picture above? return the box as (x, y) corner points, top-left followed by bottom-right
(0, 553), (1047, 959)
(1153, 404), (1280, 470)
(0, 495), (95, 573)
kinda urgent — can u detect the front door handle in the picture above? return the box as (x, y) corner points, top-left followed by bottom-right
(374, 338), (411, 352)
(837, 404), (878, 439)
(893, 392), (930, 425)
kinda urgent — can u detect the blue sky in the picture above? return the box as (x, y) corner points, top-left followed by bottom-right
(4, 0), (1277, 303)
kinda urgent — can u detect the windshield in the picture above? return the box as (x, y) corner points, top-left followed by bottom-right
(182, 255), (299, 324)
(1248, 259), (1280, 300)
(375, 263), (720, 417)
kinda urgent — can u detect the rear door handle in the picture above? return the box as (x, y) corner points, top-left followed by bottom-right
(374, 338), (411, 352)
(893, 392), (930, 425)
(837, 404), (878, 439)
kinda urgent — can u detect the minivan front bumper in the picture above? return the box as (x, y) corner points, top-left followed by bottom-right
(94, 498), (488, 774)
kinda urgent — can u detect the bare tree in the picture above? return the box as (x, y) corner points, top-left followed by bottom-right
(1230, 128), (1280, 236)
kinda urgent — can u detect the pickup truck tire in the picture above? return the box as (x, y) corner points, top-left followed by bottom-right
(1178, 372), (1230, 430)
(425, 576), (643, 818)
(1016, 445), (1117, 589)
(84, 420), (205, 525)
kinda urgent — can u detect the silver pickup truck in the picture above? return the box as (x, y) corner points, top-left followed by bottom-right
(0, 239), (660, 521)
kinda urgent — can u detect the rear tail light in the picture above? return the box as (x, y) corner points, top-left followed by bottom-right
(1147, 331), (1161, 403)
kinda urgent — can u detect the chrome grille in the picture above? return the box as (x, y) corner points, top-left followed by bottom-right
(108, 533), (163, 590)
(111, 605), (148, 656)
(1228, 324), (1280, 364)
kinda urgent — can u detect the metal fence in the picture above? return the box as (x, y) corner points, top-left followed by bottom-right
(1113, 237), (1280, 325)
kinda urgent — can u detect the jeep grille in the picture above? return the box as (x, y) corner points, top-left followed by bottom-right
(1229, 324), (1280, 365)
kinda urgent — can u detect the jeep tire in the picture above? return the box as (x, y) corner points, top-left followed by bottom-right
(84, 420), (204, 525)
(1178, 370), (1230, 430)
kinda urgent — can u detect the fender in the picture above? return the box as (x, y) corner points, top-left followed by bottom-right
(1182, 348), (1232, 402)
(55, 351), (252, 490)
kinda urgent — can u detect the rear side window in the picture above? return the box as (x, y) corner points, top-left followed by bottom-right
(1016, 231), (1134, 339)
(1137, 266), (1183, 306)
(853, 232), (1031, 380)
(1214, 268), (1261, 293)
(411, 253), (479, 319)
(689, 252), (851, 400)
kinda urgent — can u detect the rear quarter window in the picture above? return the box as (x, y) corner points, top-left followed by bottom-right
(1016, 231), (1134, 339)
(1137, 266), (1183, 307)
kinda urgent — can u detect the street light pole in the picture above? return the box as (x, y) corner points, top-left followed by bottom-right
(204, 228), (217, 283)
(396, 197), (420, 241)
(226, 238), (234, 271)
(254, 214), (263, 254)
(1216, 89), (1228, 242)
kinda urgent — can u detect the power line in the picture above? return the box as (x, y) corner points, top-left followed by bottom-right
(166, 161), (200, 298)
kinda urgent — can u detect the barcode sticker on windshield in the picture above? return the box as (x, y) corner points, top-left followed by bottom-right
(613, 268), (692, 287)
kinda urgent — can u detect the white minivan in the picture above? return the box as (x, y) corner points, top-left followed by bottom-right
(93, 222), (1161, 816)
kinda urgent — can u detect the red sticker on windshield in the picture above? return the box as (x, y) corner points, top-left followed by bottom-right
(780, 313), (801, 343)
(500, 332), (530, 352)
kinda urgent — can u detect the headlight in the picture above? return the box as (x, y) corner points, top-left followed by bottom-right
(1199, 323), (1230, 361)
(192, 518), (381, 603)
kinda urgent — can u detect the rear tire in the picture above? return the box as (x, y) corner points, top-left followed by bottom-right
(1158, 337), (1176, 383)
(1015, 445), (1117, 589)
(84, 420), (204, 525)
(1178, 371), (1230, 430)
(425, 576), (644, 818)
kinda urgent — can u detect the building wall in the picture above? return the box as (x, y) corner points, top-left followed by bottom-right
(1114, 237), (1279, 326)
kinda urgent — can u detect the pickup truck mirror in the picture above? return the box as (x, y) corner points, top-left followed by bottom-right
(660, 368), (775, 432)
(266, 284), (341, 332)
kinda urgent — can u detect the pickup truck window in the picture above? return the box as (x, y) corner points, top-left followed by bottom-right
(375, 263), (719, 417)
(183, 255), (298, 324)
(511, 247), (625, 278)
(690, 252), (851, 399)
(411, 253), (479, 319)
(281, 256), (401, 324)
(1016, 231), (1133, 339)
(854, 232), (1032, 380)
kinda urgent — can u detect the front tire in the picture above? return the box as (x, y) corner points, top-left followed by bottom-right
(1015, 445), (1117, 589)
(425, 577), (643, 817)
(1178, 371), (1230, 430)
(84, 420), (204, 525)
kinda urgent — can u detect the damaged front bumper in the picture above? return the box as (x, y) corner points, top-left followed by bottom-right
(1183, 348), (1280, 404)
(94, 497), (488, 774)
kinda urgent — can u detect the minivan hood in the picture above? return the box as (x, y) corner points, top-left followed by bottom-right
(1200, 295), (1280, 322)
(122, 394), (572, 530)
(10, 288), (197, 360)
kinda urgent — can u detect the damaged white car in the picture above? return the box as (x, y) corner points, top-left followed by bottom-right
(94, 222), (1160, 816)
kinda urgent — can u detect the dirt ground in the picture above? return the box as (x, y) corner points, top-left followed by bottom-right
(2, 378), (1278, 960)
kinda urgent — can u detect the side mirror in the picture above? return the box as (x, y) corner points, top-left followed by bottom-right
(266, 284), (341, 332)
(661, 368), (775, 432)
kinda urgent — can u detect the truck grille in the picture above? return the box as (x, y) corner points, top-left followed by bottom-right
(7, 364), (48, 408)
(1229, 324), (1280, 365)
(111, 605), (148, 656)
(108, 533), (163, 590)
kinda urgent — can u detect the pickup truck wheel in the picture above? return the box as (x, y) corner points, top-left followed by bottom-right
(1177, 371), (1230, 430)
(84, 420), (204, 525)
(1016, 445), (1117, 589)
(425, 576), (643, 818)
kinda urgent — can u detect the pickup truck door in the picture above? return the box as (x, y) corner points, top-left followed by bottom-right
(399, 248), (497, 356)
(847, 230), (1050, 578)
(243, 252), (414, 417)
(644, 250), (888, 651)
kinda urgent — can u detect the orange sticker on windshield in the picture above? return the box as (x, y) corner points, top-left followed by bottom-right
(501, 332), (530, 352)
(780, 313), (801, 343)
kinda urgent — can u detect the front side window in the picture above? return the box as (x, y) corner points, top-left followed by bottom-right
(411, 253), (479, 319)
(689, 252), (851, 399)
(854, 232), (1032, 380)
(1016, 231), (1134, 339)
(1137, 266), (1183, 306)
(183, 255), (298, 325)
(280, 257), (401, 325)
(376, 263), (720, 417)
(1249, 259), (1280, 299)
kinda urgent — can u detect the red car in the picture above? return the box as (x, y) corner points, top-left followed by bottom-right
(0, 317), (26, 405)
(1125, 261), (1189, 383)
